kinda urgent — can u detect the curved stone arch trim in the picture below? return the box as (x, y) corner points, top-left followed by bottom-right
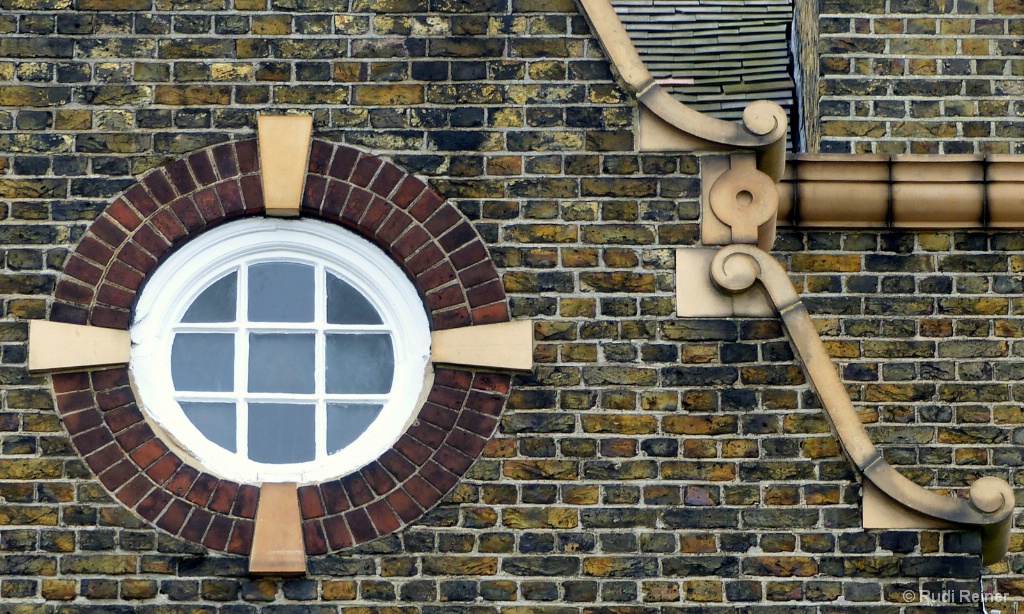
(47, 137), (513, 555)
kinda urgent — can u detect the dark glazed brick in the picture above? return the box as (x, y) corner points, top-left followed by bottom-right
(236, 140), (259, 174)
(143, 170), (177, 205)
(232, 484), (259, 519)
(188, 150), (218, 186)
(212, 143), (239, 179)
(350, 155), (383, 187)
(303, 520), (329, 555)
(345, 508), (378, 543)
(239, 175), (265, 214)
(324, 515), (354, 551)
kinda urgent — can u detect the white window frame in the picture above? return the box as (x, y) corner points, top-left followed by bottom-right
(131, 217), (433, 483)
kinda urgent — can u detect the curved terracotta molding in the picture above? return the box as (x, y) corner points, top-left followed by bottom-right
(710, 244), (1016, 565)
(576, 0), (788, 181)
(779, 153), (1024, 228)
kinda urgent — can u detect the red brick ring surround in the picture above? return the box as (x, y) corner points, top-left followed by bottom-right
(49, 138), (512, 556)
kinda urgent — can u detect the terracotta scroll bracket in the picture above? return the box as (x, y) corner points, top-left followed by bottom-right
(710, 244), (1016, 565)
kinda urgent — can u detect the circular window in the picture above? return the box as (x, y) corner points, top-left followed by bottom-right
(130, 217), (433, 484)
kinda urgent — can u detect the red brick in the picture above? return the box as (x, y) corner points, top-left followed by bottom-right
(351, 154), (383, 187)
(433, 367), (471, 392)
(458, 260), (498, 289)
(356, 196), (391, 234)
(115, 241), (157, 274)
(115, 474), (153, 508)
(170, 196), (204, 233)
(298, 485), (326, 519)
(94, 384), (133, 411)
(64, 255), (103, 286)
(446, 428), (486, 458)
(473, 372), (511, 394)
(321, 179), (351, 220)
(391, 175), (426, 208)
(105, 199), (142, 232)
(392, 225), (430, 260)
(426, 284), (465, 311)
(56, 389), (94, 413)
(434, 444), (473, 474)
(456, 410), (498, 438)
(467, 279), (505, 308)
(302, 520), (329, 555)
(419, 460), (458, 493)
(114, 421), (154, 452)
(408, 189), (444, 223)
(124, 184), (159, 216)
(416, 261), (457, 293)
(377, 208), (413, 246)
(72, 427), (114, 456)
(370, 162), (404, 197)
(85, 443), (122, 475)
(156, 499), (191, 535)
(323, 515), (353, 551)
(165, 159), (197, 196)
(185, 473), (218, 507)
(53, 372), (90, 395)
(99, 459), (138, 492)
(104, 404), (143, 432)
(193, 186), (225, 223)
(403, 475), (442, 510)
(438, 221), (477, 253)
(215, 179), (244, 217)
(146, 454), (182, 485)
(212, 142), (239, 179)
(340, 473), (374, 507)
(188, 150), (217, 186)
(395, 433), (433, 466)
(54, 279), (93, 306)
(367, 500), (401, 535)
(150, 210), (186, 244)
(301, 175), (328, 214)
(105, 261), (144, 292)
(361, 463), (396, 497)
(132, 224), (172, 262)
(180, 508), (212, 543)
(308, 139), (334, 175)
(227, 519), (254, 555)
(136, 488), (172, 522)
(407, 420), (446, 449)
(76, 236), (115, 268)
(466, 390), (505, 417)
(62, 407), (102, 435)
(378, 449), (416, 482)
(97, 282), (134, 309)
(239, 175), (264, 214)
(345, 508), (378, 543)
(386, 489), (422, 523)
(203, 514), (233, 551)
(405, 242), (444, 275)
(129, 438), (168, 470)
(419, 402), (458, 430)
(232, 484), (259, 518)
(423, 204), (463, 237)
(237, 139), (259, 175)
(167, 466), (199, 498)
(328, 145), (359, 181)
(143, 170), (177, 205)
(89, 306), (130, 330)
(92, 368), (129, 391)
(202, 480), (236, 514)
(320, 480), (351, 515)
(342, 187), (372, 227)
(433, 307), (471, 330)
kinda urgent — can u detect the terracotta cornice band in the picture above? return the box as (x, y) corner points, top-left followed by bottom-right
(778, 153), (1024, 228)
(710, 244), (1016, 565)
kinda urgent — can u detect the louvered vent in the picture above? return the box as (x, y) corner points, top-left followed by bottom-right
(611, 0), (796, 147)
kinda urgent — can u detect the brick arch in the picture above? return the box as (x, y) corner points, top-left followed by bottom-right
(49, 138), (512, 555)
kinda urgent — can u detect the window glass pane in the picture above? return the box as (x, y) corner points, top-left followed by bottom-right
(181, 272), (237, 323)
(172, 333), (234, 392)
(179, 402), (236, 452)
(248, 333), (315, 394)
(327, 273), (383, 325)
(327, 403), (382, 454)
(248, 263), (314, 322)
(248, 403), (315, 464)
(325, 334), (394, 394)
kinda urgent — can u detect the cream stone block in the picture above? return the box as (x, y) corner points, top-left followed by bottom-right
(258, 114), (313, 217)
(249, 482), (307, 576)
(28, 320), (131, 373)
(431, 320), (534, 371)
(675, 248), (773, 318)
(861, 481), (956, 530)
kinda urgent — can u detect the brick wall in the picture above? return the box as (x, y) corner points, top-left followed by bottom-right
(0, 0), (1020, 611)
(816, 0), (1024, 154)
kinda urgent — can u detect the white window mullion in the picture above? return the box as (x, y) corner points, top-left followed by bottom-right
(315, 263), (327, 461)
(237, 263), (250, 460)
